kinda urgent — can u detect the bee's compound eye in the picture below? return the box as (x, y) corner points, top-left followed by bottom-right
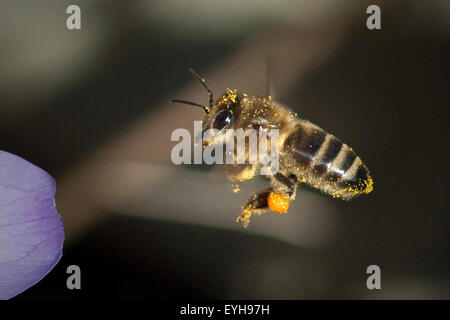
(213, 109), (233, 130)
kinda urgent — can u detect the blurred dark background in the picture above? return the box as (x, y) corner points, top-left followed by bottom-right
(1, 0), (448, 299)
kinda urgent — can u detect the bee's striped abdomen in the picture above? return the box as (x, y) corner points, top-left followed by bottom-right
(283, 123), (326, 168)
(283, 121), (373, 199)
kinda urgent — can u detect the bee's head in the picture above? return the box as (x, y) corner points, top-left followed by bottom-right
(197, 89), (243, 146)
(171, 68), (244, 146)
(202, 88), (240, 130)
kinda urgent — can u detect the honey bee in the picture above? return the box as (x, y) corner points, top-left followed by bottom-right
(172, 68), (373, 227)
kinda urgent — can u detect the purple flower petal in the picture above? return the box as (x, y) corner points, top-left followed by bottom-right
(0, 150), (64, 299)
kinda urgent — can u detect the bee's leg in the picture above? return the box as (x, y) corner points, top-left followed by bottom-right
(273, 172), (297, 199)
(237, 188), (273, 228)
(237, 173), (298, 227)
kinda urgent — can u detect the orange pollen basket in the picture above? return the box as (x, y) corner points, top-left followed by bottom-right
(268, 192), (290, 213)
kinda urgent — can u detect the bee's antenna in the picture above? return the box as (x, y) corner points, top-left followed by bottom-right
(170, 99), (209, 114)
(189, 67), (214, 109)
(266, 54), (274, 98)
